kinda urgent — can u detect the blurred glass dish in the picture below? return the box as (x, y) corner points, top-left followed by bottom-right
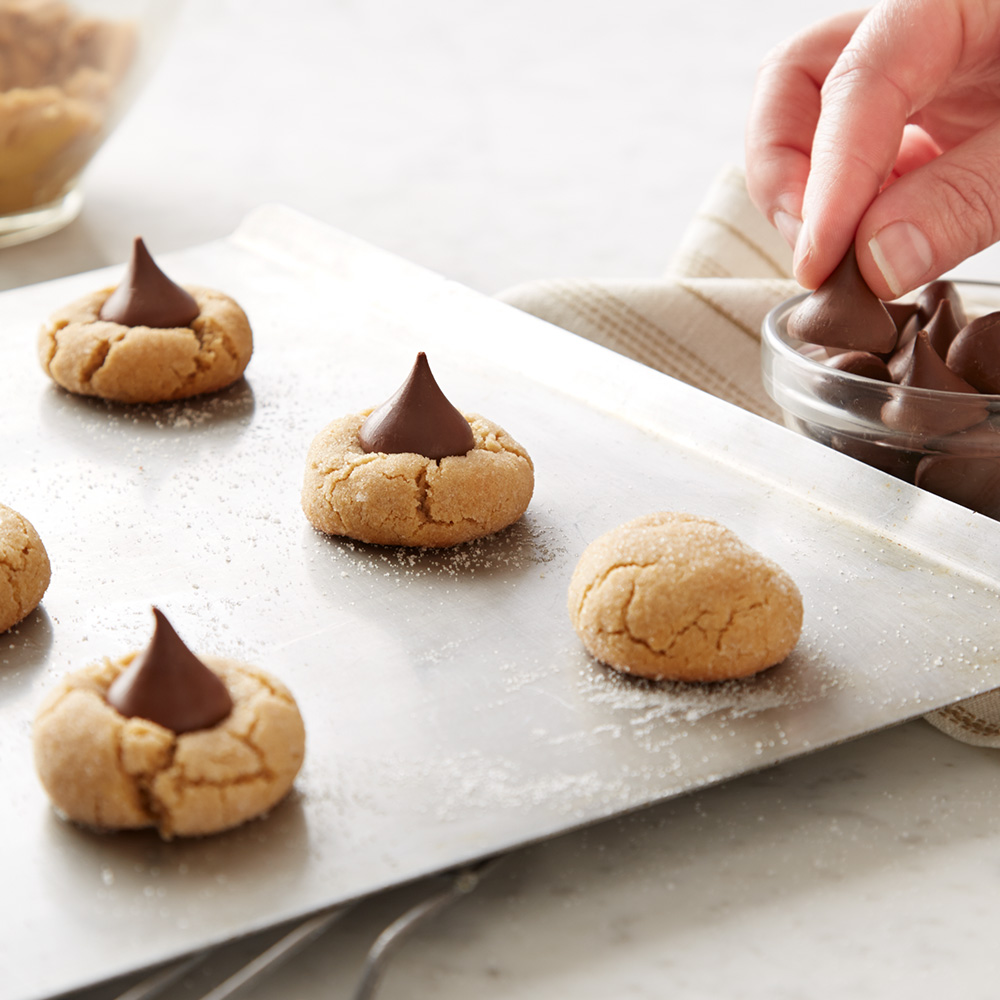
(0, 0), (179, 248)
(761, 281), (1000, 521)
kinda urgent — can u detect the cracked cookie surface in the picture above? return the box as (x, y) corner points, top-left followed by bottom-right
(37, 285), (252, 403)
(0, 503), (51, 633)
(568, 512), (803, 682)
(33, 655), (305, 838)
(302, 410), (534, 547)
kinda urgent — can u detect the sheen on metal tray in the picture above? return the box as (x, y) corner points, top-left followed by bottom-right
(2, 206), (1000, 1000)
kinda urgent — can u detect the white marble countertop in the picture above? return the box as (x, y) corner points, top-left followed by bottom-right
(7, 1), (1000, 997)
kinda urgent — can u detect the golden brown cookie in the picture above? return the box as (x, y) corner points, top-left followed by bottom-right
(37, 285), (253, 404)
(568, 512), (803, 682)
(0, 503), (51, 633)
(33, 654), (306, 838)
(302, 410), (534, 548)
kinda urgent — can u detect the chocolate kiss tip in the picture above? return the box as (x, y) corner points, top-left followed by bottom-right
(105, 607), (233, 734)
(899, 330), (979, 394)
(99, 236), (200, 329)
(924, 299), (962, 359)
(357, 352), (475, 460)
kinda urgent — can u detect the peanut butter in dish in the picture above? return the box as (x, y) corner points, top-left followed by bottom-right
(0, 0), (135, 214)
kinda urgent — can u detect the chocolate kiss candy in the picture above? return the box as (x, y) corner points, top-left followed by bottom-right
(887, 317), (919, 379)
(786, 247), (898, 353)
(99, 237), (200, 328)
(821, 351), (893, 421)
(825, 351), (892, 381)
(915, 455), (1000, 519)
(924, 298), (962, 360)
(827, 433), (921, 482)
(881, 331), (985, 435)
(358, 352), (475, 460)
(916, 279), (967, 329)
(106, 608), (233, 734)
(947, 312), (1000, 394)
(884, 300), (918, 334)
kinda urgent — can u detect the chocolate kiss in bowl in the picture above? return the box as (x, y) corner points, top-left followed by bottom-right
(881, 331), (986, 435)
(924, 298), (963, 359)
(105, 607), (233, 734)
(820, 351), (893, 421)
(885, 299), (918, 334)
(99, 236), (200, 329)
(358, 352), (475, 460)
(915, 454), (1000, 520)
(825, 350), (892, 381)
(786, 247), (898, 353)
(947, 312), (1000, 394)
(916, 279), (967, 329)
(888, 299), (962, 380)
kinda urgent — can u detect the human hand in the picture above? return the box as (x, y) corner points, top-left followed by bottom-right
(745, 0), (1000, 299)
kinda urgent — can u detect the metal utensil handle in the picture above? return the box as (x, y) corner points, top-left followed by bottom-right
(351, 857), (501, 1000)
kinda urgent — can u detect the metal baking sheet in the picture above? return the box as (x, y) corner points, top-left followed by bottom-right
(3, 205), (1000, 1000)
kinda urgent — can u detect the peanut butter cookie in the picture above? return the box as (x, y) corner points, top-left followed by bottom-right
(302, 353), (533, 547)
(38, 238), (252, 404)
(0, 503), (51, 633)
(568, 512), (802, 682)
(33, 610), (305, 838)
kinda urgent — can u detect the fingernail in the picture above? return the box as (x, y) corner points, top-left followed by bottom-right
(773, 211), (801, 248)
(792, 218), (811, 275)
(868, 221), (934, 297)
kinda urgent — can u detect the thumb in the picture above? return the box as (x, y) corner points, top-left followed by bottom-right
(857, 123), (1000, 299)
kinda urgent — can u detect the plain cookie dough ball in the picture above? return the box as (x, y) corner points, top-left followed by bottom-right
(302, 410), (534, 548)
(33, 655), (306, 838)
(568, 512), (803, 682)
(0, 503), (51, 633)
(38, 284), (253, 404)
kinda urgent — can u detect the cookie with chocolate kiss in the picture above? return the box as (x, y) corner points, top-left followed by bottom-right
(302, 352), (534, 547)
(38, 237), (253, 403)
(32, 608), (306, 838)
(787, 247), (898, 354)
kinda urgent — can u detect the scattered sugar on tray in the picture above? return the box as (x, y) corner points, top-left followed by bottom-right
(498, 657), (561, 694)
(310, 518), (561, 580)
(381, 748), (654, 821)
(578, 665), (798, 725)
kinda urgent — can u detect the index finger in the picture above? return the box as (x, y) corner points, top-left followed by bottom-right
(745, 11), (867, 241)
(797, 0), (965, 288)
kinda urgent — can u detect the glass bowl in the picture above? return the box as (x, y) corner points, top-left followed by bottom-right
(0, 0), (179, 248)
(761, 280), (1000, 520)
